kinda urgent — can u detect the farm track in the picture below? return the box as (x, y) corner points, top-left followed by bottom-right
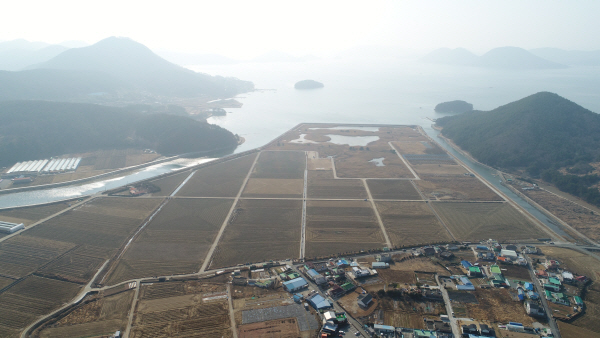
(200, 152), (261, 272)
(409, 179), (457, 241)
(300, 151), (308, 260)
(0, 195), (98, 244)
(388, 141), (420, 180)
(362, 179), (392, 248)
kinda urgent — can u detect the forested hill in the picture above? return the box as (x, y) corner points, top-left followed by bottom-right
(436, 92), (600, 175)
(0, 101), (238, 166)
(436, 92), (600, 205)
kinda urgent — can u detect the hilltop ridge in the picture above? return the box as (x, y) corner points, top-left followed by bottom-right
(422, 47), (566, 69)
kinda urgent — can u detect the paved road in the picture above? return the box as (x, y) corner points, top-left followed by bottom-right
(436, 275), (461, 338)
(524, 254), (561, 338)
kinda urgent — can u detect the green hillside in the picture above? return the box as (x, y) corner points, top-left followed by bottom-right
(0, 101), (238, 167)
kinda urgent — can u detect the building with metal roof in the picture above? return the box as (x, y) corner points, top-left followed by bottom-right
(373, 324), (395, 333)
(372, 262), (389, 269)
(283, 277), (308, 293)
(307, 293), (331, 310)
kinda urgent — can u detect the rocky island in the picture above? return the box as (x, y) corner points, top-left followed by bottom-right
(434, 100), (473, 113)
(294, 79), (324, 89)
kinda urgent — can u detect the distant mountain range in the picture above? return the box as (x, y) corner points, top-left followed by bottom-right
(422, 47), (567, 69)
(0, 37), (253, 100)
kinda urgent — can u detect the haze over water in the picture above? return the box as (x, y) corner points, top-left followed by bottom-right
(197, 58), (600, 151)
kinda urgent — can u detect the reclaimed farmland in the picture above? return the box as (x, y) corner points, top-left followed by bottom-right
(107, 198), (234, 285)
(305, 200), (385, 258)
(176, 153), (257, 197)
(375, 201), (453, 247)
(432, 202), (546, 241)
(367, 179), (422, 200)
(210, 199), (302, 268)
(307, 170), (367, 199)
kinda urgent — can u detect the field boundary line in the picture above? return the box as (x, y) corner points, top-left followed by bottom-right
(200, 151), (262, 272)
(123, 279), (140, 338)
(362, 179), (392, 248)
(388, 141), (420, 180)
(409, 179), (457, 241)
(20, 259), (110, 338)
(171, 170), (197, 196)
(97, 197), (169, 286)
(227, 283), (239, 338)
(0, 195), (98, 244)
(300, 152), (308, 259)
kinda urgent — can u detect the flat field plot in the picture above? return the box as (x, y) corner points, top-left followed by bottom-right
(0, 276), (81, 333)
(176, 153), (257, 197)
(250, 151), (305, 179)
(26, 198), (161, 252)
(210, 199), (302, 268)
(132, 282), (232, 338)
(0, 201), (71, 227)
(376, 202), (452, 247)
(334, 148), (414, 179)
(0, 235), (76, 278)
(415, 175), (503, 201)
(242, 178), (303, 198)
(148, 171), (190, 196)
(432, 202), (545, 242)
(37, 291), (134, 338)
(307, 170), (367, 199)
(367, 180), (422, 200)
(305, 200), (385, 258)
(107, 198), (234, 284)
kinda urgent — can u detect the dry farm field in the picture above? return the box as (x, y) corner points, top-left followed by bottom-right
(376, 201), (453, 247)
(242, 178), (303, 198)
(250, 151), (305, 179)
(307, 170), (367, 199)
(177, 153), (257, 197)
(305, 200), (385, 258)
(131, 281), (232, 338)
(415, 175), (503, 201)
(36, 290), (134, 338)
(148, 171), (190, 196)
(432, 202), (546, 242)
(463, 288), (534, 325)
(107, 198), (234, 284)
(0, 200), (74, 227)
(521, 188), (600, 241)
(0, 276), (81, 336)
(238, 318), (300, 338)
(367, 179), (422, 200)
(210, 199), (302, 268)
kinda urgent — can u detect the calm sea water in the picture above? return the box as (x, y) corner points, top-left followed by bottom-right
(2, 58), (599, 218)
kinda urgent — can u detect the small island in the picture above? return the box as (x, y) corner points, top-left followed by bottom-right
(295, 79), (324, 89)
(434, 100), (473, 113)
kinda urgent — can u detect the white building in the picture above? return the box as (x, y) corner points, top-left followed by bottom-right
(500, 249), (518, 260)
(0, 221), (25, 234)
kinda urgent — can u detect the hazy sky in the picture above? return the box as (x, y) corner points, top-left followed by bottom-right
(2, 0), (599, 58)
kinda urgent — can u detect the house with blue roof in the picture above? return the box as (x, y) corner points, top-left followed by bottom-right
(283, 277), (308, 293)
(307, 293), (332, 310)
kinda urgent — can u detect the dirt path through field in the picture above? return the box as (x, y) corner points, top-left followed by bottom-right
(200, 152), (261, 272)
(409, 179), (457, 241)
(362, 178), (392, 248)
(227, 283), (238, 338)
(0, 194), (98, 244)
(123, 279), (140, 338)
(388, 141), (420, 180)
(300, 152), (308, 259)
